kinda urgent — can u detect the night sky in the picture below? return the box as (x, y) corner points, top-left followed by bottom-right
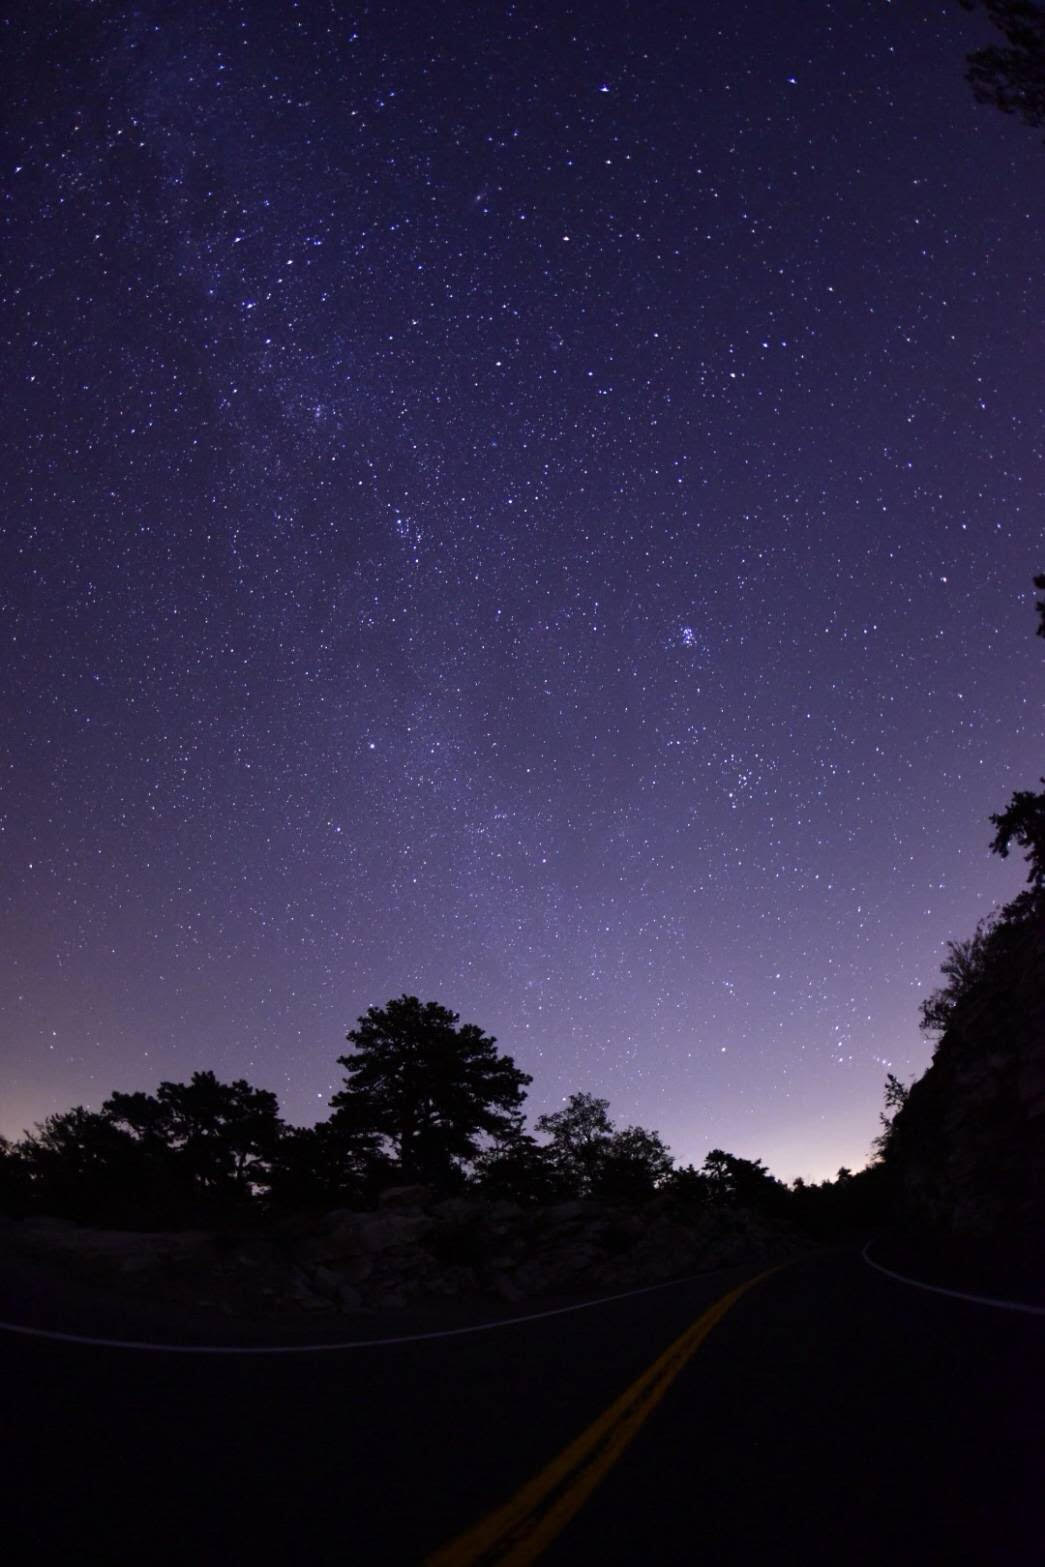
(3, 1), (1042, 1181)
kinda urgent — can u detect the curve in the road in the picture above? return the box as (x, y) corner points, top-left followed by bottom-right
(862, 1239), (1045, 1316)
(0, 1262), (767, 1354)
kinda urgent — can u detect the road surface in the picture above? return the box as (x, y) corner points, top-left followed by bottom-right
(3, 1246), (1040, 1563)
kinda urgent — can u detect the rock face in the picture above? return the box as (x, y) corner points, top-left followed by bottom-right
(4, 1193), (800, 1320)
(892, 918), (1045, 1243)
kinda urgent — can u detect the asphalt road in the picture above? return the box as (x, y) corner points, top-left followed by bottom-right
(3, 1246), (1041, 1565)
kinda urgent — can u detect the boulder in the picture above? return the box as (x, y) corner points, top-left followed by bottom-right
(333, 1252), (375, 1285)
(309, 1264), (342, 1295)
(3, 1189), (803, 1319)
(378, 1184), (433, 1209)
(335, 1281), (363, 1312)
(21, 1215), (78, 1234)
(225, 1238), (278, 1270)
(369, 1289), (406, 1310)
(288, 1270), (330, 1310)
(357, 1212), (433, 1253)
(491, 1272), (523, 1303)
(423, 1265), (479, 1297)
(303, 1214), (368, 1262)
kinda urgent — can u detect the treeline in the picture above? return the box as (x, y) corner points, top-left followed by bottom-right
(0, 993), (881, 1234)
(4, 577), (1040, 1244)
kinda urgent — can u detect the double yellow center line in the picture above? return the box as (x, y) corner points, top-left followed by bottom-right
(426, 1266), (779, 1566)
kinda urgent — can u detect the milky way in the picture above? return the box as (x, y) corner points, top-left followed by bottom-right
(3, 1), (1041, 1180)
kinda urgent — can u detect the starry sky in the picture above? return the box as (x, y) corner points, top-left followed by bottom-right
(2, 0), (1042, 1182)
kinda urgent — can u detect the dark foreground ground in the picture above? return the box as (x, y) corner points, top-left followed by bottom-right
(3, 1243), (1041, 1565)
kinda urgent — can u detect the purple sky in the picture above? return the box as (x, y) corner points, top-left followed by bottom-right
(3, 0), (1042, 1181)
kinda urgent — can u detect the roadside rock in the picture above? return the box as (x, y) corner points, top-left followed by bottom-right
(887, 916), (1045, 1245)
(357, 1212), (433, 1252)
(378, 1184), (433, 1209)
(3, 1193), (802, 1321)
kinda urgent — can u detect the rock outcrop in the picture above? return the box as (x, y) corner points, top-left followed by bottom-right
(890, 917), (1045, 1244)
(3, 1190), (800, 1320)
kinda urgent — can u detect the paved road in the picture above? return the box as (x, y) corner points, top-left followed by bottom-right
(3, 1247), (1041, 1564)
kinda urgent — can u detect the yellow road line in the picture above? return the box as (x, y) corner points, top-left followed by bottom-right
(425, 1266), (779, 1566)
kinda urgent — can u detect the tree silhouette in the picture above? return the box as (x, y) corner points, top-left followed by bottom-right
(983, 577), (1045, 896)
(700, 1148), (788, 1213)
(104, 1071), (284, 1201)
(919, 923), (997, 1035)
(331, 996), (531, 1186)
(788, 1162), (891, 1238)
(535, 1092), (614, 1194)
(872, 1072), (912, 1162)
(960, 2), (1045, 132)
(660, 1162), (713, 1208)
(267, 1120), (392, 1209)
(470, 1128), (563, 1204)
(15, 1106), (161, 1221)
(990, 782), (1045, 891)
(0, 1135), (31, 1212)
(593, 1124), (674, 1201)
(535, 1093), (675, 1198)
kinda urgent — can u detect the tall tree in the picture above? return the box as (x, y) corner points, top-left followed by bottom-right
(104, 1071), (284, 1200)
(593, 1124), (674, 1201)
(918, 922), (998, 1035)
(872, 1073), (912, 1162)
(266, 1120), (391, 1209)
(535, 1092), (674, 1199)
(15, 1106), (156, 1220)
(470, 1128), (563, 1204)
(534, 1091), (614, 1194)
(331, 996), (531, 1186)
(700, 1149), (788, 1213)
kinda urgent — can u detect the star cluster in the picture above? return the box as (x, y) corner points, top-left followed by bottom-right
(2, 0), (1041, 1180)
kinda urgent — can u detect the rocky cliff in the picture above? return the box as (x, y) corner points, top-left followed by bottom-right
(890, 916), (1045, 1246)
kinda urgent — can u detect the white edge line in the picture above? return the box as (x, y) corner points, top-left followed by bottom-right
(861, 1239), (1045, 1317)
(0, 1263), (756, 1355)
